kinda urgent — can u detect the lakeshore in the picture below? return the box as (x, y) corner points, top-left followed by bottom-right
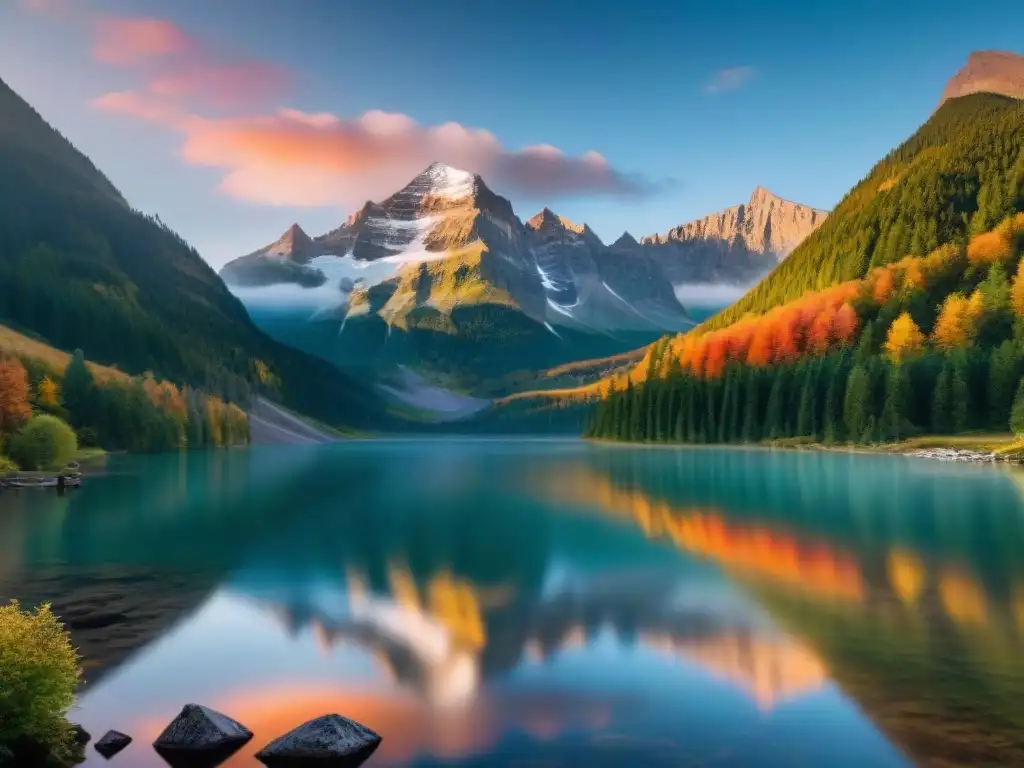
(587, 433), (1024, 464)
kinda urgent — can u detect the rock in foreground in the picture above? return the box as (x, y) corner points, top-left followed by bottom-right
(153, 704), (252, 766)
(94, 730), (132, 759)
(70, 725), (91, 746)
(255, 714), (382, 767)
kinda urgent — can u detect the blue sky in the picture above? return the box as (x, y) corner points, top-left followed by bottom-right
(0, 0), (1021, 267)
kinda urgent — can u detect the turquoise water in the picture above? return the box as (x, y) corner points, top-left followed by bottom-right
(3, 439), (1024, 767)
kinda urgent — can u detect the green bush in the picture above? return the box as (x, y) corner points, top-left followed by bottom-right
(7, 415), (77, 471)
(0, 601), (81, 762)
(0, 455), (16, 474)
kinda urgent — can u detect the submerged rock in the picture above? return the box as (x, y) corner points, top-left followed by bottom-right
(153, 704), (252, 766)
(94, 730), (132, 759)
(255, 714), (382, 767)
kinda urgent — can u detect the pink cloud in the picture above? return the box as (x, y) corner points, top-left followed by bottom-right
(92, 18), (194, 65)
(91, 90), (185, 124)
(91, 98), (657, 206)
(148, 62), (292, 108)
(18, 0), (73, 15)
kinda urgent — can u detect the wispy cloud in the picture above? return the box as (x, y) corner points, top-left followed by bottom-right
(92, 97), (659, 206)
(86, 16), (290, 109)
(704, 66), (757, 95)
(92, 18), (194, 65)
(18, 0), (73, 16)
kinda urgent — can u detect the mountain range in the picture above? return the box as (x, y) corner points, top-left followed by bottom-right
(220, 164), (826, 397)
(222, 167), (827, 330)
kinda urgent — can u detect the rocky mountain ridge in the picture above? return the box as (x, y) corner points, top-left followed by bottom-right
(642, 185), (828, 257)
(939, 50), (1024, 106)
(221, 165), (828, 329)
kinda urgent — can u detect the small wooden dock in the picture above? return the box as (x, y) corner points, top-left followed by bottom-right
(0, 475), (82, 493)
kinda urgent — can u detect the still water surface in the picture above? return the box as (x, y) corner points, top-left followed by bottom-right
(3, 439), (1024, 767)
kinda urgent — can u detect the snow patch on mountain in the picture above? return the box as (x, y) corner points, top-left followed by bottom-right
(423, 162), (475, 200)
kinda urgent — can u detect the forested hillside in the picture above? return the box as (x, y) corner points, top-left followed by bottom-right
(705, 93), (1024, 331)
(0, 76), (389, 431)
(587, 214), (1024, 445)
(0, 325), (246, 473)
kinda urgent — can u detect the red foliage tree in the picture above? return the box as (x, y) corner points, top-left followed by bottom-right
(0, 357), (32, 434)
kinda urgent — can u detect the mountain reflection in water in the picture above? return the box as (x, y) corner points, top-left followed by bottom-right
(4, 439), (1023, 766)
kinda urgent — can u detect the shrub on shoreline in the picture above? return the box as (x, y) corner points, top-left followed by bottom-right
(6, 415), (77, 471)
(0, 601), (81, 763)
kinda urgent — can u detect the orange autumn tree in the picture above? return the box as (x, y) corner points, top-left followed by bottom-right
(0, 357), (32, 434)
(870, 267), (897, 304)
(884, 312), (926, 364)
(665, 281), (863, 379)
(1011, 259), (1024, 319)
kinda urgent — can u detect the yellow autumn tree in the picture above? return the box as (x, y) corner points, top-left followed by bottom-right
(37, 376), (59, 407)
(884, 312), (925, 364)
(1011, 259), (1024, 318)
(932, 292), (980, 351)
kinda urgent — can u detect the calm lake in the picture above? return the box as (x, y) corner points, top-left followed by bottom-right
(3, 439), (1024, 767)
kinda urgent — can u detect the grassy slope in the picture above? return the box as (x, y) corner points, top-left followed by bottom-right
(0, 323), (125, 383)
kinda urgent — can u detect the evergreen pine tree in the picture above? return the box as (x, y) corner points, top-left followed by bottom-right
(882, 363), (911, 441)
(742, 369), (761, 442)
(844, 364), (871, 441)
(765, 369), (786, 440)
(796, 362), (816, 438)
(931, 363), (953, 434)
(728, 367), (744, 441)
(61, 349), (97, 429)
(987, 339), (1020, 428)
(950, 351), (972, 433)
(1011, 377), (1024, 435)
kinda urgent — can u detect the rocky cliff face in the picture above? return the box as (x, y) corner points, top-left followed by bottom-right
(637, 187), (827, 287)
(642, 186), (828, 259)
(939, 50), (1024, 106)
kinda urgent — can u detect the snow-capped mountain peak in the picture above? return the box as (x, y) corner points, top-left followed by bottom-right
(418, 162), (477, 200)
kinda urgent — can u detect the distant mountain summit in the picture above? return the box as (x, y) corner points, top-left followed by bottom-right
(939, 50), (1024, 106)
(636, 187), (828, 287)
(221, 223), (325, 287)
(642, 186), (828, 258)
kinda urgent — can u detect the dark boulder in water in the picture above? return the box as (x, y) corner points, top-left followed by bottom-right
(94, 730), (132, 759)
(255, 714), (382, 767)
(70, 725), (91, 746)
(152, 704), (252, 766)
